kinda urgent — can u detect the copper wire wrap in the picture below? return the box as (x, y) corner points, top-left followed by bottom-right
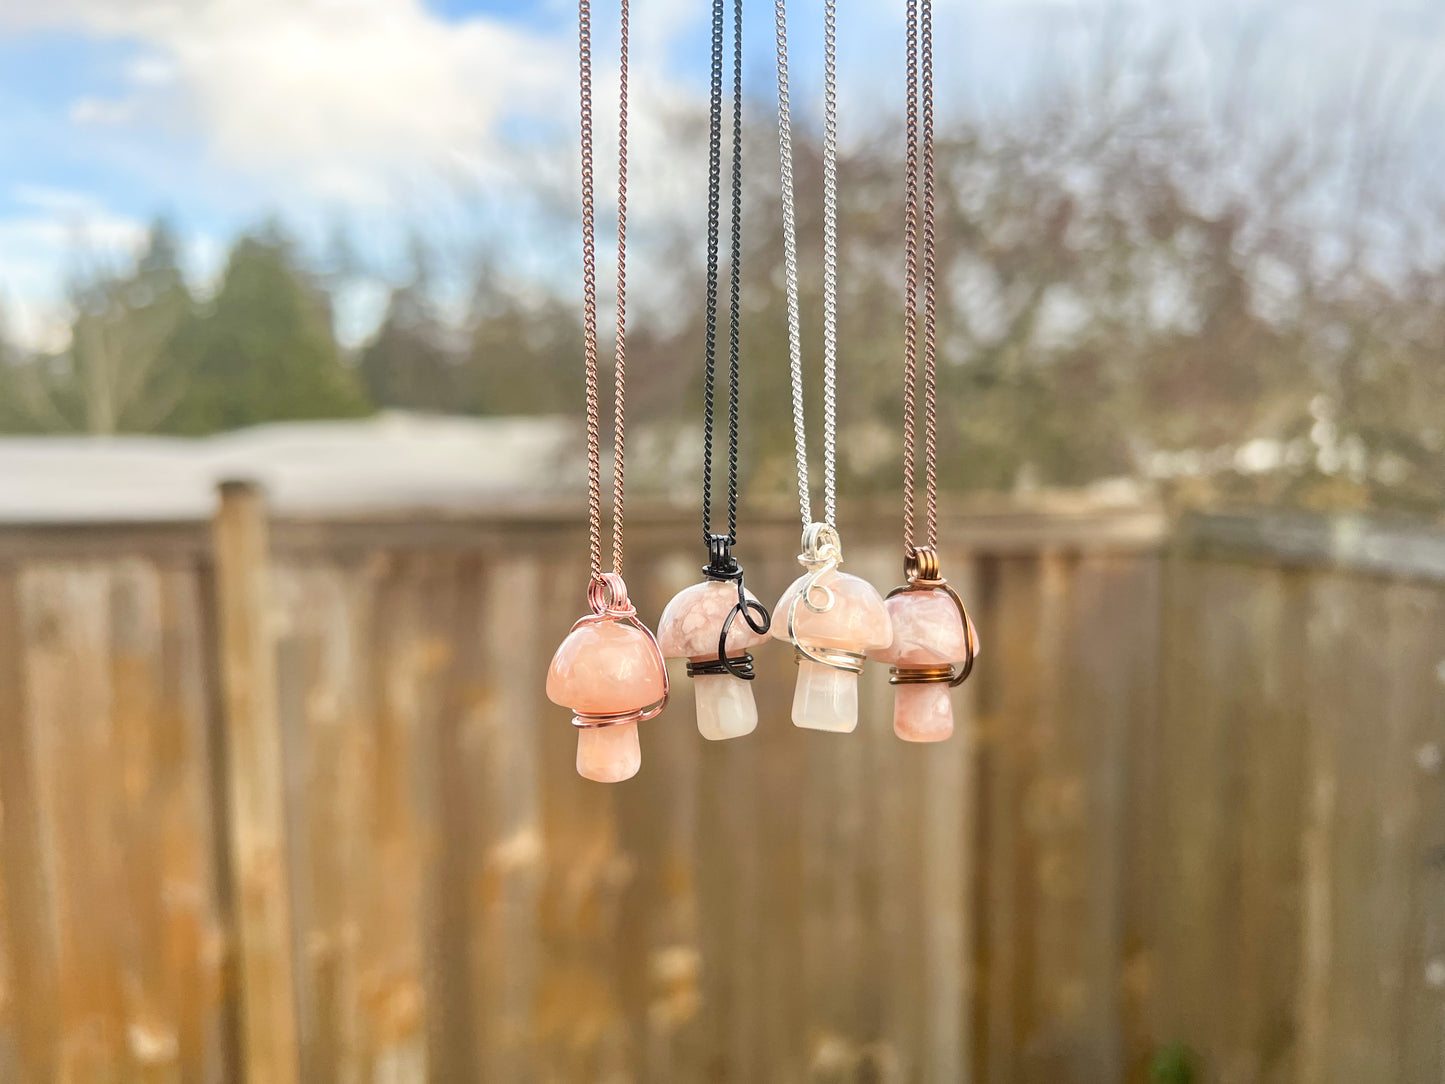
(579, 0), (629, 585)
(889, 546), (980, 689)
(893, 4), (976, 690)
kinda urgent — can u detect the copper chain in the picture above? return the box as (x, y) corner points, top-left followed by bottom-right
(902, 0), (938, 554)
(579, 0), (629, 582)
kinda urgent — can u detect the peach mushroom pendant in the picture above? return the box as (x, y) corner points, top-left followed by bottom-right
(548, 574), (669, 783)
(657, 538), (771, 741)
(550, 2), (668, 782)
(772, 524), (892, 733)
(871, 548), (979, 742)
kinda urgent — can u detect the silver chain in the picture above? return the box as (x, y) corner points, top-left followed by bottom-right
(775, 0), (839, 531)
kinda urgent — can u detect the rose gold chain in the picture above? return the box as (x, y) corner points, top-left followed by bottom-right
(902, 0), (920, 554)
(579, 0), (628, 582)
(922, 0), (939, 548)
(902, 0), (938, 554)
(580, 0), (601, 579)
(613, 0), (629, 576)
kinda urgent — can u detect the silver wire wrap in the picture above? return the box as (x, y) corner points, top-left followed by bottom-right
(774, 0), (839, 531)
(786, 523), (860, 674)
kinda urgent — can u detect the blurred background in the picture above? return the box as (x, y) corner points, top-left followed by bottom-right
(0, 0), (1442, 1082)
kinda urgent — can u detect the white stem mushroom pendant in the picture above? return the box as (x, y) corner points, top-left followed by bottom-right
(657, 537), (772, 741)
(772, 524), (892, 733)
(547, 574), (669, 782)
(870, 547), (980, 742)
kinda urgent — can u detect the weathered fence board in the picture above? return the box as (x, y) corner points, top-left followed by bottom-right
(213, 483), (300, 1084)
(0, 500), (1440, 1083)
(0, 559), (230, 1084)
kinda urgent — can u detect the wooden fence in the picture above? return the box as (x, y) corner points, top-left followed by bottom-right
(0, 487), (1439, 1084)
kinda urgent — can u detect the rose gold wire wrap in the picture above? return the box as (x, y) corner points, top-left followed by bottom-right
(569, 572), (670, 729)
(893, 4), (975, 691)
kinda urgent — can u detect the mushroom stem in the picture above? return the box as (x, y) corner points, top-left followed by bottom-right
(576, 721), (642, 782)
(893, 682), (954, 742)
(694, 673), (758, 741)
(792, 659), (859, 733)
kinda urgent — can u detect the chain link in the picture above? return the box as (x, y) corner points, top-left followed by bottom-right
(902, 0), (938, 553)
(579, 0), (629, 581)
(580, 0), (602, 580)
(702, 0), (723, 542)
(775, 0), (810, 528)
(725, 0), (743, 543)
(902, 0), (920, 554)
(820, 0), (839, 530)
(775, 0), (839, 531)
(612, 0), (629, 574)
(921, 0), (938, 548)
(702, 0), (744, 546)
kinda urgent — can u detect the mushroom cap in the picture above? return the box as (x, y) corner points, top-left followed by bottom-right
(656, 579), (771, 660)
(546, 618), (667, 714)
(871, 587), (972, 666)
(770, 568), (892, 653)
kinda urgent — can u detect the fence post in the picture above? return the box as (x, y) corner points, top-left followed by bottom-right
(212, 480), (300, 1084)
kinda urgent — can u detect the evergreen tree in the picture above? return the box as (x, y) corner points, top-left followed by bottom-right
(357, 285), (466, 411)
(0, 219), (193, 434)
(165, 232), (370, 434)
(466, 273), (582, 416)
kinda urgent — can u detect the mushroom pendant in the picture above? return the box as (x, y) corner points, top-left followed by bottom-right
(772, 524), (892, 733)
(657, 537), (772, 741)
(870, 547), (980, 742)
(546, 574), (669, 782)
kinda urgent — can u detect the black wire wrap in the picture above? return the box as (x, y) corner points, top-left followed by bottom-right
(700, 534), (770, 680)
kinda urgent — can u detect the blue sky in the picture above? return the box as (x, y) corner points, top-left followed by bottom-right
(0, 0), (1441, 350)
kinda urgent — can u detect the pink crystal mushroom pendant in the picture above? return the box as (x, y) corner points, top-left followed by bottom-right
(547, 574), (669, 782)
(771, 525), (892, 733)
(870, 548), (980, 742)
(657, 546), (771, 740)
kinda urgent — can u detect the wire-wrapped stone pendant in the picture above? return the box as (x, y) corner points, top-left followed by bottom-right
(870, 547), (979, 742)
(771, 524), (892, 733)
(547, 574), (669, 782)
(657, 537), (771, 741)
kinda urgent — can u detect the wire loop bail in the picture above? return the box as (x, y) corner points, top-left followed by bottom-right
(905, 545), (942, 586)
(799, 522), (843, 570)
(588, 572), (637, 619)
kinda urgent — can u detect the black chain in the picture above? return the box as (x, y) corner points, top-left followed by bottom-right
(702, 0), (744, 545)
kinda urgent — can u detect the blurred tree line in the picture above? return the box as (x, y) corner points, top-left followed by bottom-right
(1, 72), (1442, 514)
(0, 220), (582, 436)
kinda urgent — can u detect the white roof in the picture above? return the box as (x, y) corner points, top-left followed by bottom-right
(0, 413), (583, 522)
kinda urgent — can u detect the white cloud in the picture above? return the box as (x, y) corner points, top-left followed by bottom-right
(0, 0), (711, 346)
(30, 0), (575, 207)
(4, 0), (1441, 352)
(0, 191), (150, 351)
